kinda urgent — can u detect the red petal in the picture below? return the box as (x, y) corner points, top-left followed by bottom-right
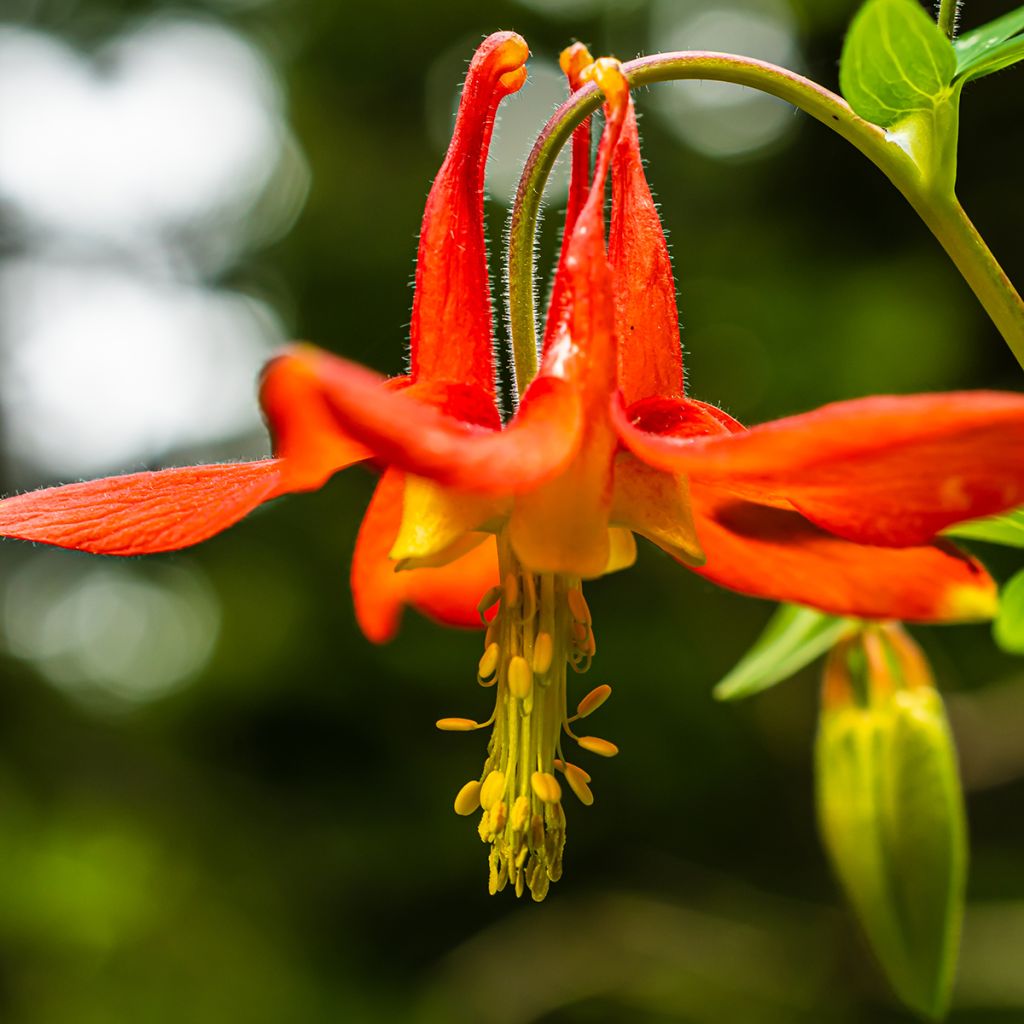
(351, 470), (498, 643)
(259, 353), (378, 490)
(281, 347), (583, 495)
(687, 486), (997, 622)
(409, 32), (528, 397)
(542, 43), (594, 358)
(609, 100), (684, 404)
(617, 391), (1024, 545)
(0, 460), (283, 555)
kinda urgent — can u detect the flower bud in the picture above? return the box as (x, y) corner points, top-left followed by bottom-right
(816, 625), (965, 1021)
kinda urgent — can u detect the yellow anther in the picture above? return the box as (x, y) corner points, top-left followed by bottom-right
(553, 758), (591, 783)
(436, 717), (480, 732)
(567, 587), (591, 624)
(532, 632), (553, 676)
(511, 795), (531, 831)
(478, 810), (492, 841)
(508, 656), (534, 700)
(578, 735), (619, 758)
(503, 572), (520, 609)
(480, 770), (506, 811)
(454, 779), (482, 816)
(491, 800), (508, 832)
(478, 586), (502, 623)
(577, 684), (612, 718)
(563, 763), (595, 806)
(531, 771), (563, 804)
(531, 813), (545, 848)
(478, 642), (500, 683)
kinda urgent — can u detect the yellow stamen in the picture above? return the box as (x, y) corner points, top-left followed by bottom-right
(577, 736), (619, 758)
(436, 717), (481, 732)
(508, 656), (534, 700)
(532, 632), (553, 675)
(576, 683), (612, 718)
(563, 764), (594, 806)
(454, 780), (482, 816)
(531, 771), (562, 804)
(480, 769), (506, 810)
(478, 642), (500, 684)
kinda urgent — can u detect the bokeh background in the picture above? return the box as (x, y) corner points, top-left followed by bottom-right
(0, 0), (1021, 1021)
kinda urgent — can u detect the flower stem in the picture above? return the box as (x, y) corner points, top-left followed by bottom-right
(937, 0), (960, 40)
(507, 50), (1024, 393)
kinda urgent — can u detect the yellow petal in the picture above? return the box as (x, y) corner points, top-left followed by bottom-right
(611, 453), (704, 566)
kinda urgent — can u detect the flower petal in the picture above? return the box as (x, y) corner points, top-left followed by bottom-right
(617, 391), (1024, 546)
(278, 347), (583, 495)
(542, 43), (594, 358)
(0, 460), (284, 555)
(609, 100), (684, 404)
(410, 31), (528, 397)
(686, 486), (997, 622)
(351, 469), (498, 643)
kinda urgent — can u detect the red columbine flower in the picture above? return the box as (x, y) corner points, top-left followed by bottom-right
(0, 42), (1022, 901)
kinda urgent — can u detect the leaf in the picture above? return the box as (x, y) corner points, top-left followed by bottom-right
(817, 686), (966, 1020)
(945, 506), (1024, 548)
(994, 568), (1024, 655)
(955, 35), (1024, 81)
(840, 0), (958, 128)
(954, 5), (1024, 78)
(713, 605), (855, 701)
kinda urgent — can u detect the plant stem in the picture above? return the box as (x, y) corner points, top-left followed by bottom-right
(507, 50), (1024, 392)
(937, 0), (960, 40)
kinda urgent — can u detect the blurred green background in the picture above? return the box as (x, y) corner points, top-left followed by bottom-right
(0, 0), (1022, 1021)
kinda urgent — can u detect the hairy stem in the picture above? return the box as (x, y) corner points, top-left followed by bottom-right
(937, 0), (960, 40)
(507, 49), (1024, 392)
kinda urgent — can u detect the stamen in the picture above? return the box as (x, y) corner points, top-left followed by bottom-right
(440, 532), (620, 900)
(454, 780), (483, 816)
(577, 735), (619, 758)
(478, 642), (500, 685)
(436, 717), (483, 731)
(508, 656), (534, 700)
(576, 683), (612, 718)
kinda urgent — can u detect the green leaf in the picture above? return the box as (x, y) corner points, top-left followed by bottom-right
(945, 506), (1024, 548)
(817, 686), (966, 1020)
(840, 0), (958, 128)
(955, 35), (1024, 81)
(994, 568), (1024, 655)
(713, 605), (855, 701)
(954, 5), (1024, 79)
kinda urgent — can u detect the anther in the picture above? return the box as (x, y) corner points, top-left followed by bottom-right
(563, 763), (594, 806)
(454, 779), (482, 816)
(436, 717), (481, 731)
(508, 656), (534, 700)
(576, 684), (612, 718)
(503, 572), (520, 609)
(477, 642), (500, 685)
(567, 587), (591, 625)
(491, 800), (508, 832)
(532, 632), (553, 676)
(577, 736), (619, 758)
(553, 758), (591, 783)
(478, 586), (502, 624)
(480, 770), (506, 810)
(531, 771), (562, 804)
(511, 795), (531, 831)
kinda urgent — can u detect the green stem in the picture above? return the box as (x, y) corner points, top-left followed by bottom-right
(507, 50), (1024, 392)
(937, 0), (960, 40)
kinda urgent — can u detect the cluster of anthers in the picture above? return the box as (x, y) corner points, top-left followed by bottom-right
(436, 536), (619, 901)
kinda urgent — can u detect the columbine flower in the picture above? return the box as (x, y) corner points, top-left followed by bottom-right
(0, 40), (1022, 901)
